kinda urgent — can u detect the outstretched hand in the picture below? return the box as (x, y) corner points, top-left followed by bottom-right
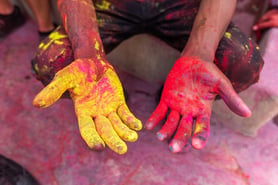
(33, 58), (142, 154)
(145, 56), (251, 153)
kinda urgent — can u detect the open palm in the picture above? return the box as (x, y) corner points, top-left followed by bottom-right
(33, 58), (142, 154)
(145, 56), (251, 153)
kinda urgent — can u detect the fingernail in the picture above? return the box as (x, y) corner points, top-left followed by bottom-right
(156, 132), (167, 141)
(93, 143), (105, 151)
(169, 140), (183, 153)
(132, 123), (139, 129)
(191, 137), (205, 150)
(144, 122), (153, 130)
(33, 100), (46, 108)
(169, 145), (174, 152)
(240, 103), (252, 117)
(127, 132), (138, 142)
(245, 106), (252, 117)
(134, 121), (143, 130)
(117, 144), (127, 155)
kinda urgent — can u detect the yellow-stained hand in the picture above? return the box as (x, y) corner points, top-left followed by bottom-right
(33, 58), (142, 154)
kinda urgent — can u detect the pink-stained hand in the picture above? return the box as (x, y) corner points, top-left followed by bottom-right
(145, 56), (251, 153)
(253, 9), (278, 31)
(33, 58), (142, 154)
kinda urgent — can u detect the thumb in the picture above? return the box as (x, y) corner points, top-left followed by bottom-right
(218, 78), (251, 117)
(33, 69), (74, 108)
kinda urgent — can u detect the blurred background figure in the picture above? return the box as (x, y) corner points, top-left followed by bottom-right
(0, 0), (25, 38)
(253, 0), (278, 41)
(0, 0), (56, 40)
(0, 154), (39, 185)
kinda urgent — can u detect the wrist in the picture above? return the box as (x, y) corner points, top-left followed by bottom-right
(73, 35), (106, 59)
(180, 28), (218, 62)
(73, 57), (111, 80)
(181, 46), (215, 62)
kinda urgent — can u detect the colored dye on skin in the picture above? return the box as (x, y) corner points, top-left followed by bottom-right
(33, 58), (142, 155)
(194, 122), (205, 134)
(146, 56), (252, 153)
(95, 41), (100, 50)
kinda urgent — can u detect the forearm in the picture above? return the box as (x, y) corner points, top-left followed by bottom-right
(57, 0), (105, 59)
(181, 0), (237, 61)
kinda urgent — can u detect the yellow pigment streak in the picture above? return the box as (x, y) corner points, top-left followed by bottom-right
(39, 31), (68, 51)
(95, 0), (110, 10)
(100, 60), (106, 66)
(194, 123), (205, 134)
(95, 41), (100, 50)
(224, 32), (232, 39)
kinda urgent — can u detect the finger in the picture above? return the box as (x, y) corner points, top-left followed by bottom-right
(117, 104), (142, 131)
(218, 79), (251, 117)
(95, 115), (127, 155)
(108, 112), (138, 142)
(77, 114), (105, 151)
(145, 101), (168, 130)
(169, 115), (193, 153)
(33, 70), (74, 108)
(254, 20), (275, 30)
(258, 9), (278, 23)
(156, 110), (180, 141)
(258, 15), (271, 24)
(191, 115), (210, 150)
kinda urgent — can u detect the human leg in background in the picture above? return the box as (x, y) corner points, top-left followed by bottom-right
(0, 0), (25, 37)
(24, 0), (56, 40)
(0, 0), (13, 14)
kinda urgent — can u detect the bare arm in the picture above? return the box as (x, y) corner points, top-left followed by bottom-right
(182, 0), (237, 61)
(57, 0), (105, 60)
